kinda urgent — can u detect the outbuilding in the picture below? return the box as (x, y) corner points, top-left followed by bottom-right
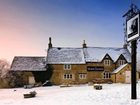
(111, 63), (139, 83)
(10, 56), (47, 85)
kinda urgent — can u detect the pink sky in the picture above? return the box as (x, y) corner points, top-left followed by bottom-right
(0, 8), (47, 63)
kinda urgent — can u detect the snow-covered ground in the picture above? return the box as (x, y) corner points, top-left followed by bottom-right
(0, 83), (140, 105)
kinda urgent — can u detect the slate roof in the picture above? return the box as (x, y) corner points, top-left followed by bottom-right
(47, 47), (131, 64)
(112, 63), (128, 73)
(10, 56), (46, 71)
(84, 47), (131, 62)
(47, 47), (85, 64)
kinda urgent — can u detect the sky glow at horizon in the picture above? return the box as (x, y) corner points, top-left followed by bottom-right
(0, 0), (140, 63)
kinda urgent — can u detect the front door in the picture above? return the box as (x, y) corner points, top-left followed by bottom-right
(125, 71), (131, 83)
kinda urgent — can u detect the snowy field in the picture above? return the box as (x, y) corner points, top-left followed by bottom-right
(1, 83), (140, 105)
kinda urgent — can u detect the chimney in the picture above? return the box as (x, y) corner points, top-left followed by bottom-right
(123, 43), (128, 49)
(83, 40), (87, 48)
(48, 37), (52, 49)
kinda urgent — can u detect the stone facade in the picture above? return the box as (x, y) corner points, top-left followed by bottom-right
(46, 39), (132, 85)
(112, 64), (139, 83)
(10, 38), (134, 85)
(50, 63), (131, 85)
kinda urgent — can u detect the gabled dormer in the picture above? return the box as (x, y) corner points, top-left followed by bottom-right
(116, 54), (127, 67)
(102, 54), (113, 66)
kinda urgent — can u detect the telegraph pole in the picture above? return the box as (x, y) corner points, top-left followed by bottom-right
(123, 4), (140, 99)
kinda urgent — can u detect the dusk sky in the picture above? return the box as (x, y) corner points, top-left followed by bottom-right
(0, 0), (140, 63)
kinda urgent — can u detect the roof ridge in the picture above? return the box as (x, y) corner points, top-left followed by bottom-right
(51, 46), (124, 49)
(52, 47), (82, 49)
(14, 56), (46, 58)
(86, 46), (123, 49)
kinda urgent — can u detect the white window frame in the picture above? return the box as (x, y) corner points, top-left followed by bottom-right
(103, 72), (111, 79)
(79, 73), (87, 79)
(64, 64), (71, 70)
(118, 60), (125, 66)
(104, 60), (111, 66)
(63, 74), (73, 79)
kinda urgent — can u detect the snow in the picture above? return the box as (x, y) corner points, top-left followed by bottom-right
(84, 47), (131, 62)
(47, 48), (85, 64)
(112, 63), (128, 73)
(1, 83), (140, 105)
(11, 57), (46, 71)
(47, 47), (131, 64)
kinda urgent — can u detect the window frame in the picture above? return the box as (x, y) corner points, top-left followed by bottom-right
(104, 59), (111, 66)
(79, 73), (87, 79)
(103, 72), (111, 79)
(64, 64), (71, 70)
(63, 74), (73, 79)
(118, 60), (125, 66)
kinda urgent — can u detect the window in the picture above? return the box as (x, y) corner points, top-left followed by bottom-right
(104, 60), (111, 66)
(103, 72), (111, 79)
(63, 74), (73, 79)
(79, 73), (87, 79)
(118, 60), (125, 66)
(64, 64), (71, 70)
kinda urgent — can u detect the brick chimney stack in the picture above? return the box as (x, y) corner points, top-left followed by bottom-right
(123, 43), (128, 49)
(83, 40), (87, 48)
(48, 37), (52, 49)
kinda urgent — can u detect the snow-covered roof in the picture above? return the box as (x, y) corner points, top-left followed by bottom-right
(84, 47), (131, 62)
(10, 56), (46, 71)
(47, 47), (85, 64)
(47, 47), (131, 64)
(112, 63), (128, 74)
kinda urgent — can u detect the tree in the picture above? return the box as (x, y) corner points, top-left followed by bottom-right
(0, 59), (10, 78)
(0, 59), (11, 88)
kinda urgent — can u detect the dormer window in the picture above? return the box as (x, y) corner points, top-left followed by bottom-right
(118, 60), (125, 66)
(103, 54), (112, 66)
(64, 64), (71, 70)
(104, 60), (111, 66)
(117, 54), (126, 66)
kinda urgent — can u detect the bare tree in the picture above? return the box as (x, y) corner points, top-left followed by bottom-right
(0, 59), (10, 78)
(0, 59), (11, 88)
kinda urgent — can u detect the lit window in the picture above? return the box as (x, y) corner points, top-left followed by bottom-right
(79, 74), (87, 79)
(103, 72), (111, 79)
(63, 74), (73, 79)
(104, 60), (111, 66)
(118, 60), (125, 66)
(64, 64), (71, 70)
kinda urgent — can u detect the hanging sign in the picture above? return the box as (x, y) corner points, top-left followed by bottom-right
(127, 13), (140, 42)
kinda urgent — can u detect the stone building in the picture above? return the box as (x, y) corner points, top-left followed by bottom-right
(10, 38), (139, 85)
(10, 57), (47, 85)
(47, 38), (132, 85)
